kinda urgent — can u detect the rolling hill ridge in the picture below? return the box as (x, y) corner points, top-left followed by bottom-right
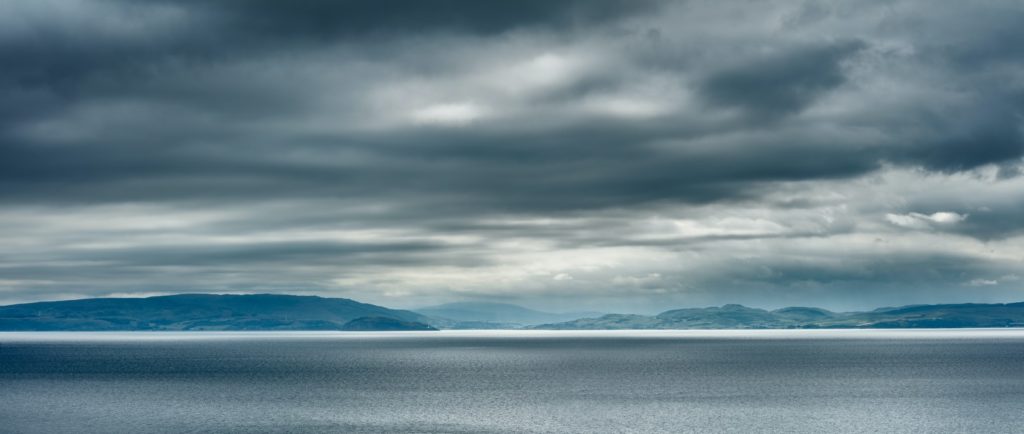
(3, 295), (1024, 331)
(532, 302), (1024, 329)
(0, 294), (437, 331)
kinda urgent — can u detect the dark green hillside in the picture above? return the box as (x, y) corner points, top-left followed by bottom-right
(656, 304), (782, 328)
(0, 294), (436, 331)
(533, 302), (1024, 330)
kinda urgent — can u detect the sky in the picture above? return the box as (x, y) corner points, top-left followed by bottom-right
(1, 0), (1022, 313)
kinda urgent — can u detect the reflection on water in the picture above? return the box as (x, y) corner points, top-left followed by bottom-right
(2, 330), (1024, 433)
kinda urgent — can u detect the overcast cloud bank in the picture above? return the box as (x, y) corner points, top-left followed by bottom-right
(1, 0), (1022, 312)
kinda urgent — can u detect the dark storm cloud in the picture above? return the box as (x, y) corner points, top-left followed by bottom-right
(1, 0), (663, 77)
(66, 240), (456, 267)
(1, 0), (1021, 211)
(0, 241), (468, 280)
(891, 99), (1024, 172)
(182, 0), (663, 38)
(0, 119), (880, 211)
(698, 40), (866, 119)
(0, 0), (660, 148)
(1, 0), (1023, 309)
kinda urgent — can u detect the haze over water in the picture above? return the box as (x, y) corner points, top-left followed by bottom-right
(3, 330), (1024, 433)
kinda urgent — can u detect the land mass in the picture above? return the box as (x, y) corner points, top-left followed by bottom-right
(2, 294), (1024, 331)
(531, 303), (1024, 329)
(0, 294), (437, 331)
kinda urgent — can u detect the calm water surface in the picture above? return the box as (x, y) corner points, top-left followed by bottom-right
(2, 330), (1023, 433)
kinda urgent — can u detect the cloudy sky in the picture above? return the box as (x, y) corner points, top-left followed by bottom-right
(1, 0), (1022, 312)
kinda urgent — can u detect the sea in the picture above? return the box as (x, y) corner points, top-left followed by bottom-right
(1, 329), (1023, 433)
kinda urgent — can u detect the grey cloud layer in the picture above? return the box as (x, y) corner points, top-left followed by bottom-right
(0, 0), (1022, 310)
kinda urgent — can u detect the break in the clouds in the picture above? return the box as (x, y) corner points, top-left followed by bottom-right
(0, 0), (1022, 312)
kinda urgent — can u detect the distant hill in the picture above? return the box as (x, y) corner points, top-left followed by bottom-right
(416, 302), (603, 326)
(4, 295), (1023, 331)
(0, 294), (437, 331)
(340, 317), (438, 331)
(533, 302), (1024, 329)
